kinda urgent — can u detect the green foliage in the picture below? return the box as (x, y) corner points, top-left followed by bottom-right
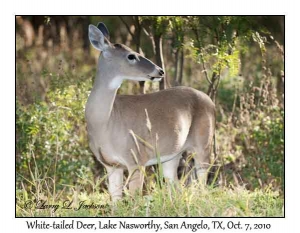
(242, 103), (284, 191)
(186, 16), (264, 81)
(16, 77), (94, 194)
(216, 69), (284, 192)
(140, 16), (170, 35)
(168, 17), (185, 47)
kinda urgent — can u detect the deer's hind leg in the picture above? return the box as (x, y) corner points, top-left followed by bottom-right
(190, 117), (214, 185)
(193, 146), (211, 185)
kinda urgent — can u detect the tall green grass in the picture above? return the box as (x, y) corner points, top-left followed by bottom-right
(16, 172), (283, 217)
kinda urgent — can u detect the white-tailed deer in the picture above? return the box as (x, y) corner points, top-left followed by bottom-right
(85, 23), (215, 201)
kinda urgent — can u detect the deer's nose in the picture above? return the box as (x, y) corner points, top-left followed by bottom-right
(159, 69), (164, 76)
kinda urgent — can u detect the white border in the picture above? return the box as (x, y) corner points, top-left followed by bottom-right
(2, 0), (299, 232)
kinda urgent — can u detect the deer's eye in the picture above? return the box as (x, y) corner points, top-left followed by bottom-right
(127, 54), (136, 60)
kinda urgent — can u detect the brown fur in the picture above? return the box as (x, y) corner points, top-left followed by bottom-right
(86, 24), (215, 201)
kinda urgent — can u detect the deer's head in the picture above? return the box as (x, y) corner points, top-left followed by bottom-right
(88, 23), (164, 89)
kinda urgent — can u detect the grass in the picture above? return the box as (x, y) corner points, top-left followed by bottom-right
(16, 179), (284, 217)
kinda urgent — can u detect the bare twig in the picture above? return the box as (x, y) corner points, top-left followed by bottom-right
(201, 57), (212, 85)
(142, 27), (150, 37)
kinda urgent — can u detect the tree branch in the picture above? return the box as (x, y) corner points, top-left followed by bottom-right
(142, 27), (150, 37)
(119, 16), (134, 38)
(201, 57), (212, 85)
(192, 27), (212, 85)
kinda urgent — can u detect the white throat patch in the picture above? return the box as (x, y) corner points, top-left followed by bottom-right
(108, 76), (123, 89)
(108, 75), (150, 90)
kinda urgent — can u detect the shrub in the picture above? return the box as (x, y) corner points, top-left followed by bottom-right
(16, 78), (95, 195)
(216, 67), (284, 192)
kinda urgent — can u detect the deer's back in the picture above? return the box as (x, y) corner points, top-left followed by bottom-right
(107, 87), (215, 161)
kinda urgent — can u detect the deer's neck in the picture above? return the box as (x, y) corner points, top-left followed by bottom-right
(86, 59), (121, 126)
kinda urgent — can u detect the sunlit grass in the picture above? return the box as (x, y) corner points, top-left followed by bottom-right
(16, 174), (284, 217)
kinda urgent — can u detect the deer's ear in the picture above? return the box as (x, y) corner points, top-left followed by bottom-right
(88, 24), (110, 52)
(97, 22), (110, 40)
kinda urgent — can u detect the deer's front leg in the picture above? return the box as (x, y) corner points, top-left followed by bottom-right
(128, 168), (144, 196)
(106, 166), (124, 202)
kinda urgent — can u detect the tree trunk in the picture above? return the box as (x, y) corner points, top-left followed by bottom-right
(134, 16), (142, 53)
(82, 16), (91, 57)
(173, 48), (179, 86)
(133, 16), (145, 94)
(154, 34), (167, 90)
(276, 71), (284, 101)
(178, 48), (184, 85)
